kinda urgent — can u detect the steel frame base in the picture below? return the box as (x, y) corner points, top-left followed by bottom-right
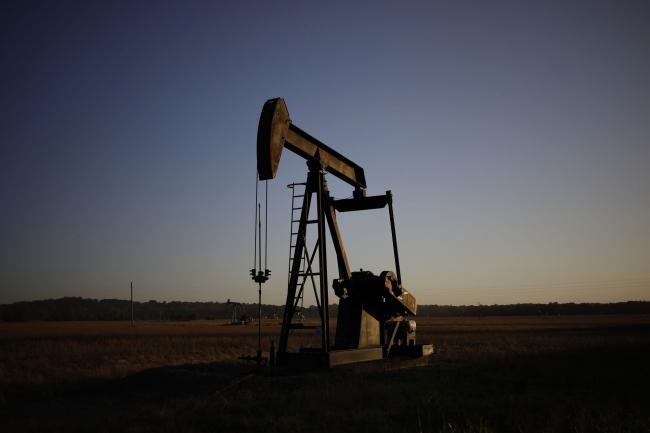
(276, 344), (434, 371)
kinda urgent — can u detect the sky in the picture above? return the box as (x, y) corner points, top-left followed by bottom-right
(1, 0), (649, 306)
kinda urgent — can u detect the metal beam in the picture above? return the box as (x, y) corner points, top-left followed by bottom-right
(257, 98), (367, 190)
(323, 187), (352, 282)
(285, 125), (366, 189)
(332, 194), (390, 212)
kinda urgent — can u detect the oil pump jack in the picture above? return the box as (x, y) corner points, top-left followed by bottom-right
(257, 98), (433, 368)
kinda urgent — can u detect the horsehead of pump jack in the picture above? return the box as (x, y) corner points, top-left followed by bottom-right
(256, 97), (433, 368)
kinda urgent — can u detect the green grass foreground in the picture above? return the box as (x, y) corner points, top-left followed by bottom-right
(1, 317), (649, 432)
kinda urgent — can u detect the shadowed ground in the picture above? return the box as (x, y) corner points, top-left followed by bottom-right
(1, 316), (649, 432)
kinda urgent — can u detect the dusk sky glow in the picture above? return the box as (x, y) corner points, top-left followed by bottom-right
(1, 0), (649, 305)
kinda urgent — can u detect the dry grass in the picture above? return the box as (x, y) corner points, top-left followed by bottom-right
(0, 320), (287, 385)
(417, 314), (650, 361)
(1, 315), (648, 386)
(1, 315), (649, 432)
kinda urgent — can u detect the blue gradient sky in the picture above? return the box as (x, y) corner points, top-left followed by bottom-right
(2, 0), (649, 305)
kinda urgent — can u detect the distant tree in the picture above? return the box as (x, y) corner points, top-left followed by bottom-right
(1, 298), (649, 322)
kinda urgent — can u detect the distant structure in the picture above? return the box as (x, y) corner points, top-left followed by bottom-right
(226, 299), (248, 325)
(130, 281), (134, 327)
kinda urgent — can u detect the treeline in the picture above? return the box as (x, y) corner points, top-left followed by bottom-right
(0, 298), (284, 322)
(0, 297), (648, 322)
(417, 301), (650, 317)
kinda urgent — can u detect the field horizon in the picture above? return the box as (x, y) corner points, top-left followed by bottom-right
(2, 297), (649, 322)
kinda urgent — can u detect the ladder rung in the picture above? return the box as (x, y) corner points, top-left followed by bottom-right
(298, 272), (319, 276)
(292, 194), (304, 198)
(292, 207), (302, 210)
(306, 219), (318, 224)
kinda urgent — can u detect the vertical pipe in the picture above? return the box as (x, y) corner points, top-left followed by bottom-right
(257, 204), (262, 365)
(264, 180), (268, 271)
(130, 281), (133, 327)
(253, 174), (258, 272)
(258, 282), (262, 366)
(258, 204), (262, 273)
(387, 191), (402, 287)
(316, 170), (329, 352)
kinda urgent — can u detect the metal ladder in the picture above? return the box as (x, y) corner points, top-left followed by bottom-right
(287, 182), (307, 317)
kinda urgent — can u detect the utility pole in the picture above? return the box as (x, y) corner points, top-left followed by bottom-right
(130, 281), (134, 327)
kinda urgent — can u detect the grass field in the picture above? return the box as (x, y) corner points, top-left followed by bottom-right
(1, 315), (649, 432)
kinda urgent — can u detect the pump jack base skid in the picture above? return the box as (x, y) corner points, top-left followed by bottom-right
(276, 344), (434, 372)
